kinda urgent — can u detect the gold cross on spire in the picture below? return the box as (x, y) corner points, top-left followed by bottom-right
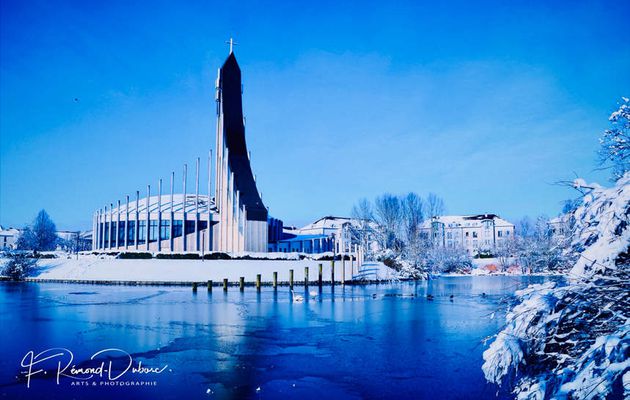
(226, 37), (237, 54)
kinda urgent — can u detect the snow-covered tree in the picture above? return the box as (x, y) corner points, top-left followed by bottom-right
(482, 174), (630, 399)
(513, 215), (571, 273)
(401, 192), (425, 260)
(495, 237), (518, 272)
(16, 227), (36, 250)
(373, 194), (403, 250)
(16, 209), (58, 251)
(599, 97), (629, 181)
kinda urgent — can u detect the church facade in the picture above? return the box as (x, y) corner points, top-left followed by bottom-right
(91, 49), (268, 253)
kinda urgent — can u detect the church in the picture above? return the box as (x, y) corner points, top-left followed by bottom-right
(92, 44), (268, 253)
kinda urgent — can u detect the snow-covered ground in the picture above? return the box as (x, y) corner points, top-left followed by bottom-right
(9, 255), (396, 283)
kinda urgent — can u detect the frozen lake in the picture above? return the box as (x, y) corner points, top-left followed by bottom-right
(0, 276), (562, 399)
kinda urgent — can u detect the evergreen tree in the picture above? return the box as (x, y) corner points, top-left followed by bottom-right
(17, 210), (58, 251)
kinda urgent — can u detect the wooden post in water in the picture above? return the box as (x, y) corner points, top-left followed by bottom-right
(207, 280), (213, 292)
(342, 257), (346, 284)
(331, 260), (335, 285)
(192, 282), (198, 292)
(256, 274), (261, 291)
(239, 277), (245, 292)
(318, 263), (323, 287)
(304, 267), (309, 286)
(223, 278), (228, 292)
(273, 272), (278, 289)
(289, 269), (294, 289)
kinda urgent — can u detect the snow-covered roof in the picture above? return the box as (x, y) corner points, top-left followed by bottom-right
(0, 226), (20, 234)
(422, 214), (514, 229)
(299, 216), (351, 231)
(100, 194), (217, 215)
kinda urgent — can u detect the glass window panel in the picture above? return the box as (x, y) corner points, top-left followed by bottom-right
(160, 220), (170, 240)
(149, 220), (158, 242)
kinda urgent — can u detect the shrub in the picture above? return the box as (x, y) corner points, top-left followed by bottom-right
(203, 252), (231, 260)
(33, 253), (57, 259)
(156, 253), (200, 260)
(2, 253), (37, 280)
(117, 252), (152, 259)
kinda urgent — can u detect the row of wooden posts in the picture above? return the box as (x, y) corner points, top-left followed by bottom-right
(192, 261), (352, 292)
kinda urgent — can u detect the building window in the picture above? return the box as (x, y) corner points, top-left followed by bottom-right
(472, 232), (478, 238)
(506, 231), (510, 236)
(104, 223), (110, 243)
(160, 220), (170, 240)
(111, 222), (117, 247)
(173, 220), (183, 238)
(498, 230), (503, 237)
(447, 232), (452, 239)
(138, 221), (146, 244)
(185, 220), (195, 235)
(465, 231), (469, 237)
(118, 221), (125, 244)
(199, 221), (208, 231)
(473, 239), (478, 248)
(149, 220), (158, 242)
(127, 222), (135, 243)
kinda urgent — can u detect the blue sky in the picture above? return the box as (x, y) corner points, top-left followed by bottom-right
(1, 0), (629, 230)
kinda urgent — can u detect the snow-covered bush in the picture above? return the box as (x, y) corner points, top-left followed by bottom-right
(377, 249), (428, 279)
(2, 253), (37, 280)
(513, 215), (572, 274)
(425, 245), (472, 274)
(482, 174), (630, 399)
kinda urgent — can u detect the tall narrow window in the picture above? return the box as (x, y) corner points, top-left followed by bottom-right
(127, 221), (135, 243)
(118, 221), (125, 244)
(185, 220), (195, 235)
(149, 220), (158, 242)
(160, 220), (170, 240)
(138, 221), (146, 244)
(173, 220), (183, 238)
(111, 222), (117, 247)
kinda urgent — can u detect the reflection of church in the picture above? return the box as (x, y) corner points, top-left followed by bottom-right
(92, 45), (268, 253)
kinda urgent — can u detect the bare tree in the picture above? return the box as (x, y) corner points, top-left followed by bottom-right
(401, 192), (425, 261)
(402, 193), (424, 243)
(425, 193), (445, 218)
(373, 194), (403, 250)
(350, 198), (375, 259)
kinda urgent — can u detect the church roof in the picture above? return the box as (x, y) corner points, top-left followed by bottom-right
(104, 194), (216, 215)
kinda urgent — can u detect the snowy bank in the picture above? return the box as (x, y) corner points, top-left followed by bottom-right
(5, 255), (398, 284)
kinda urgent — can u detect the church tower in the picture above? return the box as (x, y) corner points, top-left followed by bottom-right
(214, 44), (268, 252)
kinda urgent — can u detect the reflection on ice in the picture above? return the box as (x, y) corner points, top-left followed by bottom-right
(0, 276), (561, 399)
